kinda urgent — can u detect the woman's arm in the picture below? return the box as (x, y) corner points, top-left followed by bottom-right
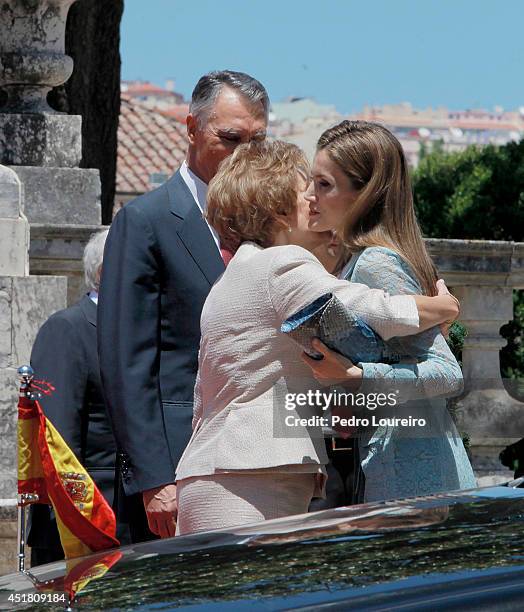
(268, 245), (458, 341)
(304, 247), (463, 400)
(413, 289), (460, 334)
(358, 329), (464, 400)
(192, 343), (204, 431)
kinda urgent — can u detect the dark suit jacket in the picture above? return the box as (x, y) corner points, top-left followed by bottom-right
(98, 170), (224, 496)
(27, 295), (118, 550)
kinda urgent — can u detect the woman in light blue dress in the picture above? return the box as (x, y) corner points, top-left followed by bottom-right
(302, 120), (476, 502)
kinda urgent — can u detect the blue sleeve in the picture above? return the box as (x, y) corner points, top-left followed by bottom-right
(351, 247), (463, 400)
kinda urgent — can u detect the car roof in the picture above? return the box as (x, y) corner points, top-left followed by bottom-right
(2, 484), (524, 610)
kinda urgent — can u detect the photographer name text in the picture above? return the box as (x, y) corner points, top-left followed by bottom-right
(284, 414), (427, 428)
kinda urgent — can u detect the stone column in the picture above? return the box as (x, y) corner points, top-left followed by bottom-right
(453, 286), (513, 389)
(0, 0), (99, 572)
(0, 165), (67, 574)
(428, 239), (524, 483)
(0, 0), (101, 225)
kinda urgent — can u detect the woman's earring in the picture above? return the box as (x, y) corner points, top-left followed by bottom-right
(287, 226), (292, 233)
(327, 230), (338, 257)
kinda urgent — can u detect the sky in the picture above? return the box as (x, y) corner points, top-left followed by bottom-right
(121, 0), (524, 115)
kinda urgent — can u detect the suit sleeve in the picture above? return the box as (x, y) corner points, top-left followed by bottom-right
(30, 315), (87, 461)
(267, 246), (419, 341)
(98, 204), (175, 495)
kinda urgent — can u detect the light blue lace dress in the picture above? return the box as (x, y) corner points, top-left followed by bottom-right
(342, 246), (477, 502)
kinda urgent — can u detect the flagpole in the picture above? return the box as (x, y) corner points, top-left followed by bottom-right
(18, 493), (39, 572)
(17, 497), (25, 573)
(17, 365), (40, 574)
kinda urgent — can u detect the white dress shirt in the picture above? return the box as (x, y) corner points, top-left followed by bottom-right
(179, 161), (220, 251)
(89, 290), (98, 305)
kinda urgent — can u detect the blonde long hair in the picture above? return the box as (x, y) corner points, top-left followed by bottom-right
(317, 120), (437, 296)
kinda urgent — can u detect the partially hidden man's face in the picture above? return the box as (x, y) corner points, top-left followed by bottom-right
(187, 87), (267, 184)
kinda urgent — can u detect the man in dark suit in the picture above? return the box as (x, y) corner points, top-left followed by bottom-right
(28, 230), (129, 565)
(98, 71), (269, 540)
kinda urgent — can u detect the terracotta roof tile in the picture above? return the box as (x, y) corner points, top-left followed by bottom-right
(116, 95), (188, 195)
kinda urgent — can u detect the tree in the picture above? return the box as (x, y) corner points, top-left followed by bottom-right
(49, 0), (124, 224)
(412, 140), (524, 381)
(413, 141), (524, 241)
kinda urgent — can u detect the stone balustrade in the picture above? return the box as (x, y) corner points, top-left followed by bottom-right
(429, 239), (523, 483)
(34, 233), (523, 483)
(29, 223), (105, 304)
(428, 238), (524, 388)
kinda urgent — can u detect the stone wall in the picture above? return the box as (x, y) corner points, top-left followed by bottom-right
(0, 166), (67, 575)
(428, 239), (524, 484)
(0, 501), (17, 574)
(29, 223), (105, 305)
(0, 0), (100, 575)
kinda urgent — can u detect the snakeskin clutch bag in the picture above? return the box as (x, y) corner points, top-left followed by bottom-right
(281, 292), (387, 363)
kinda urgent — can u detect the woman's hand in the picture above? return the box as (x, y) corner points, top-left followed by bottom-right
(301, 339), (363, 389)
(414, 280), (460, 335)
(436, 279), (460, 337)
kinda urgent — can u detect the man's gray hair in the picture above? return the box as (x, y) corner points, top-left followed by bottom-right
(189, 70), (269, 125)
(83, 229), (109, 292)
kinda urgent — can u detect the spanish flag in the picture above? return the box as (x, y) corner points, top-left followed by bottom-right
(35, 550), (123, 602)
(18, 393), (119, 559)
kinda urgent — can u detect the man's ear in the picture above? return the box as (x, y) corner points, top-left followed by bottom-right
(186, 114), (197, 145)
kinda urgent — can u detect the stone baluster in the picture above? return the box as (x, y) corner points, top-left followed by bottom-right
(452, 285), (513, 391)
(0, 0), (76, 114)
(428, 239), (524, 483)
(0, 0), (101, 225)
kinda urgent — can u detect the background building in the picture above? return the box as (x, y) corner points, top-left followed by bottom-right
(115, 94), (187, 215)
(354, 103), (524, 166)
(269, 97), (524, 166)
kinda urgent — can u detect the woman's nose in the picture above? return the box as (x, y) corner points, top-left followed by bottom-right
(304, 184), (316, 202)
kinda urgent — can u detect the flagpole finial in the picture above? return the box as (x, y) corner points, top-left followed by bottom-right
(18, 365), (35, 399)
(18, 364), (34, 383)
(18, 366), (55, 399)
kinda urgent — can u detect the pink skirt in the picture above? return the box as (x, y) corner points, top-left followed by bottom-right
(176, 471), (316, 535)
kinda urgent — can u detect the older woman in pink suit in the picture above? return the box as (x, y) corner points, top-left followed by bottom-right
(174, 141), (460, 535)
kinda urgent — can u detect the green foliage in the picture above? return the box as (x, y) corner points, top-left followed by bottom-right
(418, 141), (429, 162)
(413, 140), (524, 241)
(445, 321), (470, 443)
(446, 321), (467, 368)
(501, 292), (524, 380)
(412, 140), (524, 380)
